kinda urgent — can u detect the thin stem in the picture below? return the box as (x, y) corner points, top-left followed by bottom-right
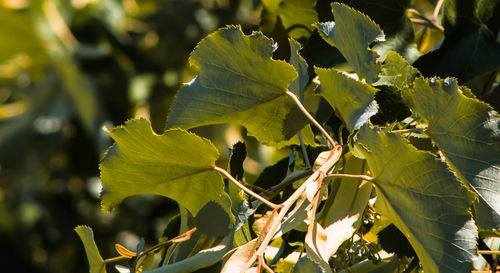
(260, 257), (276, 273)
(433, 0), (445, 20)
(298, 132), (312, 169)
(104, 256), (129, 264)
(265, 169), (313, 200)
(477, 250), (500, 255)
(407, 9), (444, 32)
(327, 173), (373, 181)
(391, 127), (426, 134)
(286, 90), (336, 147)
(214, 166), (278, 209)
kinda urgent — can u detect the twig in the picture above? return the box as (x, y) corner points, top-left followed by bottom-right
(478, 250), (500, 255)
(241, 145), (343, 272)
(103, 256), (129, 264)
(407, 9), (444, 32)
(286, 90), (336, 147)
(298, 132), (312, 169)
(215, 166), (278, 209)
(433, 0), (445, 20)
(265, 169), (314, 200)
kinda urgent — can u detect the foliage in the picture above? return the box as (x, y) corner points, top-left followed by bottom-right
(73, 1), (500, 272)
(2, 0), (499, 273)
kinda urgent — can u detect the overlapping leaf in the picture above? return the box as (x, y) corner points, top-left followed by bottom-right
(166, 25), (308, 145)
(100, 118), (232, 221)
(261, 0), (318, 40)
(314, 3), (385, 83)
(381, 51), (420, 90)
(354, 125), (477, 273)
(405, 77), (500, 229)
(315, 67), (378, 131)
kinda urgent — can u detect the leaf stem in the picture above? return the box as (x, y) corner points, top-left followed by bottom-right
(104, 256), (129, 264)
(286, 90), (336, 147)
(391, 127), (426, 134)
(214, 166), (278, 209)
(298, 132), (312, 169)
(327, 173), (373, 181)
(407, 9), (444, 32)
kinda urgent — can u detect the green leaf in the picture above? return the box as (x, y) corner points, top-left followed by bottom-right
(405, 77), (500, 230)
(381, 51), (421, 90)
(166, 25), (308, 145)
(315, 67), (378, 131)
(354, 125), (478, 273)
(261, 0), (318, 40)
(314, 3), (385, 83)
(100, 118), (232, 220)
(74, 225), (106, 273)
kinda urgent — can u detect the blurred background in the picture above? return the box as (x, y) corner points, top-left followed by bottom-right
(0, 0), (261, 272)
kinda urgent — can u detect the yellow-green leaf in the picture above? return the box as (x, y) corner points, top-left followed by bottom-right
(100, 118), (232, 223)
(167, 25), (308, 146)
(74, 225), (106, 273)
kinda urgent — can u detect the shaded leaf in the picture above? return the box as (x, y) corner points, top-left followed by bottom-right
(315, 67), (378, 131)
(405, 77), (500, 229)
(100, 118), (232, 220)
(279, 39), (319, 147)
(314, 3), (385, 83)
(229, 141), (246, 181)
(75, 225), (106, 273)
(354, 125), (478, 273)
(194, 201), (232, 237)
(261, 0), (318, 40)
(413, 0), (500, 82)
(167, 25), (308, 145)
(294, 256), (324, 273)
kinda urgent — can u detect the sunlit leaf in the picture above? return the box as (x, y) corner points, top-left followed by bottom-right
(167, 25), (308, 145)
(315, 67), (378, 131)
(314, 3), (385, 83)
(406, 77), (500, 230)
(100, 118), (232, 221)
(354, 125), (478, 273)
(75, 225), (106, 273)
(220, 239), (258, 273)
(381, 51), (420, 90)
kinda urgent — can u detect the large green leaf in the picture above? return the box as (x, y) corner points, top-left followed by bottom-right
(261, 0), (318, 40)
(314, 3), (385, 83)
(166, 25), (308, 145)
(354, 125), (477, 273)
(406, 77), (500, 230)
(315, 67), (378, 131)
(100, 118), (232, 220)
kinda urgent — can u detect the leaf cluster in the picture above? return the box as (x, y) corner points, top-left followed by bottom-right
(77, 1), (500, 273)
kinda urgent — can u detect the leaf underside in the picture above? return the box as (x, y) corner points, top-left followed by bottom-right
(166, 25), (308, 146)
(100, 118), (232, 221)
(407, 77), (500, 230)
(354, 125), (477, 273)
(315, 67), (378, 132)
